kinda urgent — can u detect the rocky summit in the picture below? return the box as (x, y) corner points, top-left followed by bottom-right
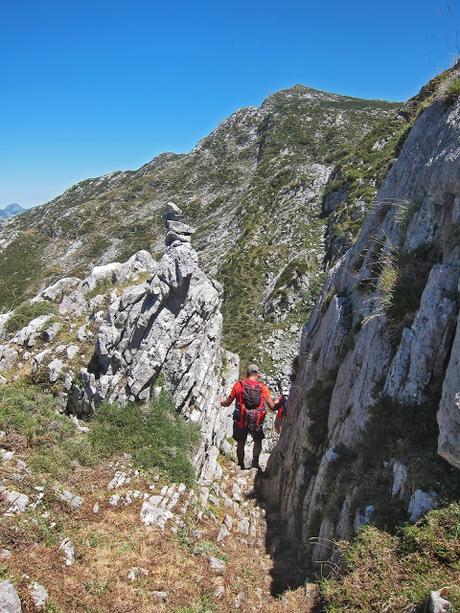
(0, 64), (460, 612)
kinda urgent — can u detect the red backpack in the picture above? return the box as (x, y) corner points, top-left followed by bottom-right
(235, 380), (266, 429)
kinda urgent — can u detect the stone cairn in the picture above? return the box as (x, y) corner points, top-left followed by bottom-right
(164, 202), (195, 247)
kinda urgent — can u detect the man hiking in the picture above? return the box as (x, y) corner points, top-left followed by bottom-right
(220, 364), (274, 470)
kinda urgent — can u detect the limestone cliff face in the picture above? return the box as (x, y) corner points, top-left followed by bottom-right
(260, 96), (460, 564)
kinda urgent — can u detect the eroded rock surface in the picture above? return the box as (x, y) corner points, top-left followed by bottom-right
(71, 204), (238, 481)
(260, 97), (460, 565)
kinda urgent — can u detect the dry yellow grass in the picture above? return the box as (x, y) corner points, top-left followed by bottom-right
(1, 455), (320, 613)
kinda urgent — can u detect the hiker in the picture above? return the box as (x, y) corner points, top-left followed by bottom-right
(220, 364), (274, 470)
(273, 388), (289, 434)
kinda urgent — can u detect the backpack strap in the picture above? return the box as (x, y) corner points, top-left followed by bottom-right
(235, 381), (247, 427)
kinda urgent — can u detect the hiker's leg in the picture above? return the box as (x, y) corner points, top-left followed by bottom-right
(233, 423), (248, 468)
(236, 440), (245, 467)
(252, 438), (262, 465)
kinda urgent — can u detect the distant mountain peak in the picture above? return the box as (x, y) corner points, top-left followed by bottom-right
(0, 203), (24, 219)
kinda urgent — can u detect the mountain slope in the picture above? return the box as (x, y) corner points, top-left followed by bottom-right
(0, 86), (400, 373)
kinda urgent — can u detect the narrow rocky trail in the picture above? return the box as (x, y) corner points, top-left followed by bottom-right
(1, 438), (320, 612)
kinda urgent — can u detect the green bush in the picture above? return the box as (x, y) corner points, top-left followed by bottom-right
(321, 503), (460, 611)
(5, 300), (57, 334)
(89, 389), (201, 486)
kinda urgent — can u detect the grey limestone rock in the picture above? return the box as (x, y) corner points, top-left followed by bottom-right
(0, 345), (18, 374)
(28, 582), (48, 610)
(59, 538), (75, 566)
(42, 322), (62, 343)
(12, 315), (53, 347)
(208, 556), (226, 575)
(259, 97), (460, 567)
(72, 210), (237, 481)
(1, 489), (29, 515)
(408, 489), (438, 523)
(0, 580), (22, 613)
(428, 589), (451, 613)
(40, 277), (80, 302)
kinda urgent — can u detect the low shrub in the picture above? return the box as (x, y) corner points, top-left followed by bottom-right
(443, 76), (460, 104)
(0, 382), (73, 444)
(0, 382), (96, 477)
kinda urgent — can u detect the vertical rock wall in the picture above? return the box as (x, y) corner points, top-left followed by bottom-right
(259, 97), (460, 565)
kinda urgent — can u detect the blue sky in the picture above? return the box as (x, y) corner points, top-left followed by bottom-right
(1, 0), (459, 209)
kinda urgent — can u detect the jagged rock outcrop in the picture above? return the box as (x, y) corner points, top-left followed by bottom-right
(260, 94), (460, 566)
(71, 204), (238, 480)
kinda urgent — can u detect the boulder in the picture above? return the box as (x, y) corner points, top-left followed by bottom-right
(41, 277), (80, 302)
(1, 489), (29, 514)
(42, 322), (62, 343)
(48, 358), (64, 383)
(0, 345), (18, 374)
(208, 556), (226, 575)
(408, 490), (437, 523)
(163, 201), (182, 220)
(165, 230), (192, 245)
(53, 486), (83, 511)
(428, 588), (451, 612)
(12, 315), (53, 347)
(166, 220), (195, 235)
(0, 580), (21, 613)
(59, 538), (75, 566)
(28, 582), (48, 610)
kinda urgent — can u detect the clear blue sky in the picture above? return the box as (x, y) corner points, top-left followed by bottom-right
(1, 0), (459, 209)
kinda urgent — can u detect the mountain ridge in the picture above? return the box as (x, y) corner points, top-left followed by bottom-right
(0, 83), (403, 378)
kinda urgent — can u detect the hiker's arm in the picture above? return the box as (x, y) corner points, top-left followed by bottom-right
(273, 397), (282, 412)
(220, 384), (237, 407)
(263, 385), (275, 411)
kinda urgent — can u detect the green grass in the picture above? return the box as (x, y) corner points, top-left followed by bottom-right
(0, 382), (97, 478)
(89, 389), (201, 486)
(0, 231), (49, 311)
(0, 382), (201, 485)
(321, 503), (460, 612)
(4, 300), (57, 335)
(443, 76), (460, 104)
(0, 382), (74, 444)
